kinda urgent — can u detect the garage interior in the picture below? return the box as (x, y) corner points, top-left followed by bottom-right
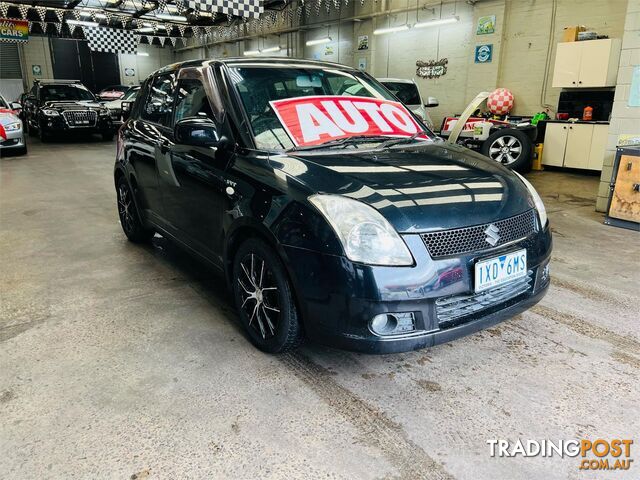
(1, 0), (638, 479)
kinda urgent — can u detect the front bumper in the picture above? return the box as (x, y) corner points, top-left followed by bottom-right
(0, 128), (25, 149)
(281, 224), (552, 354)
(40, 115), (113, 135)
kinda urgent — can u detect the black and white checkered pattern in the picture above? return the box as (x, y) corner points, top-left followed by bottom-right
(187, 0), (263, 19)
(84, 26), (137, 55)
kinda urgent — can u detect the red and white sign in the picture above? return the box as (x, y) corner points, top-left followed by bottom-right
(441, 116), (509, 133)
(269, 95), (428, 147)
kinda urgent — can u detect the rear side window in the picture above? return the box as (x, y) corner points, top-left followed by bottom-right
(173, 79), (213, 124)
(141, 73), (175, 125)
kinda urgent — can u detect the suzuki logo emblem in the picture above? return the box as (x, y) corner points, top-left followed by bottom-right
(484, 224), (500, 246)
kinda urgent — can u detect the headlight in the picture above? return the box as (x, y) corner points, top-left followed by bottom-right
(42, 109), (60, 116)
(514, 172), (548, 227)
(4, 122), (21, 131)
(308, 194), (413, 266)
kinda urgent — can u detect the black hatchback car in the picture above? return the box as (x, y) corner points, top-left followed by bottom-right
(115, 58), (551, 354)
(23, 80), (114, 142)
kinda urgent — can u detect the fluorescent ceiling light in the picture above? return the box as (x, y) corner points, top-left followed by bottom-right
(137, 52), (149, 56)
(306, 37), (331, 46)
(79, 10), (92, 16)
(261, 46), (281, 53)
(137, 27), (153, 32)
(94, 13), (107, 19)
(155, 13), (187, 22)
(67, 19), (99, 27)
(414, 16), (460, 28)
(243, 50), (260, 56)
(373, 24), (409, 35)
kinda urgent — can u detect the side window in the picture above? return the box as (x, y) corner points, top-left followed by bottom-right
(173, 79), (213, 125)
(141, 73), (176, 125)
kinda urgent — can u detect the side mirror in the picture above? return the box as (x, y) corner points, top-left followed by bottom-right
(121, 100), (133, 121)
(174, 117), (223, 148)
(425, 96), (439, 108)
(10, 102), (22, 111)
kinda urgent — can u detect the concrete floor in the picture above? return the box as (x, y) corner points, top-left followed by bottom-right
(1, 138), (638, 480)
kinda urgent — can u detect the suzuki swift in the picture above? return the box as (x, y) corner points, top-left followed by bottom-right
(114, 58), (552, 354)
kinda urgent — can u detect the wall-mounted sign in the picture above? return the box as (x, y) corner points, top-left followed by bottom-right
(357, 35), (369, 51)
(0, 18), (29, 42)
(476, 15), (496, 35)
(416, 58), (448, 79)
(629, 65), (640, 107)
(474, 44), (493, 63)
(32, 65), (42, 76)
(358, 57), (367, 70)
(124, 67), (136, 77)
(324, 45), (334, 56)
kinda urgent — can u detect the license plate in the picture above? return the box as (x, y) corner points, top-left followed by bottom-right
(474, 249), (527, 293)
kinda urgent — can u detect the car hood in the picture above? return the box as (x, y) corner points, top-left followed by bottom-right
(270, 142), (534, 233)
(43, 100), (104, 111)
(0, 111), (19, 125)
(102, 98), (123, 109)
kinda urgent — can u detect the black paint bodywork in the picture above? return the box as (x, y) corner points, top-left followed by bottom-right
(115, 58), (552, 353)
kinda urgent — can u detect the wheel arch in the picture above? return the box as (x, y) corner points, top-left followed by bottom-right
(224, 219), (308, 332)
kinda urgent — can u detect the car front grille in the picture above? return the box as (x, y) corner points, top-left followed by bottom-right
(420, 209), (537, 259)
(62, 110), (97, 127)
(436, 270), (534, 325)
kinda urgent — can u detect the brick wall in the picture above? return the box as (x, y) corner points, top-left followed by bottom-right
(596, 0), (640, 212)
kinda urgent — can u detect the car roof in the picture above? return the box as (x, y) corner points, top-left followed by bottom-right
(155, 57), (360, 75)
(377, 78), (416, 84)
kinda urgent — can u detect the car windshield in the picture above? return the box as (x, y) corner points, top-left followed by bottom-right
(229, 66), (431, 151)
(382, 82), (421, 105)
(122, 88), (139, 100)
(41, 84), (95, 102)
(102, 86), (128, 93)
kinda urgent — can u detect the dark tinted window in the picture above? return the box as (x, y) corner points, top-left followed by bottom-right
(173, 79), (213, 124)
(40, 84), (95, 102)
(382, 81), (421, 105)
(141, 73), (175, 125)
(0, 96), (7, 108)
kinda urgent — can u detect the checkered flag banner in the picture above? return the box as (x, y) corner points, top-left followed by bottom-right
(84, 26), (137, 55)
(0, 3), (8, 17)
(187, 0), (263, 19)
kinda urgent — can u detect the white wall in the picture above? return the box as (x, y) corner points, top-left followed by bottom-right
(19, 36), (54, 88)
(117, 43), (175, 85)
(596, 0), (640, 211)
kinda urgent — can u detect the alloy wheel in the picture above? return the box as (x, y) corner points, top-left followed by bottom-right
(117, 184), (135, 234)
(237, 253), (280, 339)
(488, 135), (522, 165)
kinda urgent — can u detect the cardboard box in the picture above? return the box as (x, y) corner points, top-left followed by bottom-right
(562, 25), (586, 42)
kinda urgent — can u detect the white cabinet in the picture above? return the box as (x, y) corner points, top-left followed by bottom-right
(542, 123), (608, 171)
(564, 125), (594, 168)
(552, 39), (621, 88)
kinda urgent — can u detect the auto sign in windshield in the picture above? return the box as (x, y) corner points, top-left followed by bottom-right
(229, 66), (433, 150)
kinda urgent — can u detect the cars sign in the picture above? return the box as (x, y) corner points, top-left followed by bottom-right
(269, 95), (428, 147)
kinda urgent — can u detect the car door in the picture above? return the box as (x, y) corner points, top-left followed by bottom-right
(126, 73), (176, 223)
(159, 70), (228, 265)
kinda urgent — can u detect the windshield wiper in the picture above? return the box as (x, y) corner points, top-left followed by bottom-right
(379, 130), (431, 150)
(287, 135), (392, 152)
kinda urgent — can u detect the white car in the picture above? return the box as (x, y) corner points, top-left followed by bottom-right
(377, 78), (438, 131)
(0, 94), (26, 155)
(102, 86), (140, 126)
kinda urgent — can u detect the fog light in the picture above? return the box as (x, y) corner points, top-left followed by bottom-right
(369, 312), (416, 336)
(541, 263), (550, 282)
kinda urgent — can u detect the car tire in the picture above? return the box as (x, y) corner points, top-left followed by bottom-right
(481, 129), (532, 173)
(232, 238), (303, 353)
(17, 145), (27, 156)
(116, 177), (154, 243)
